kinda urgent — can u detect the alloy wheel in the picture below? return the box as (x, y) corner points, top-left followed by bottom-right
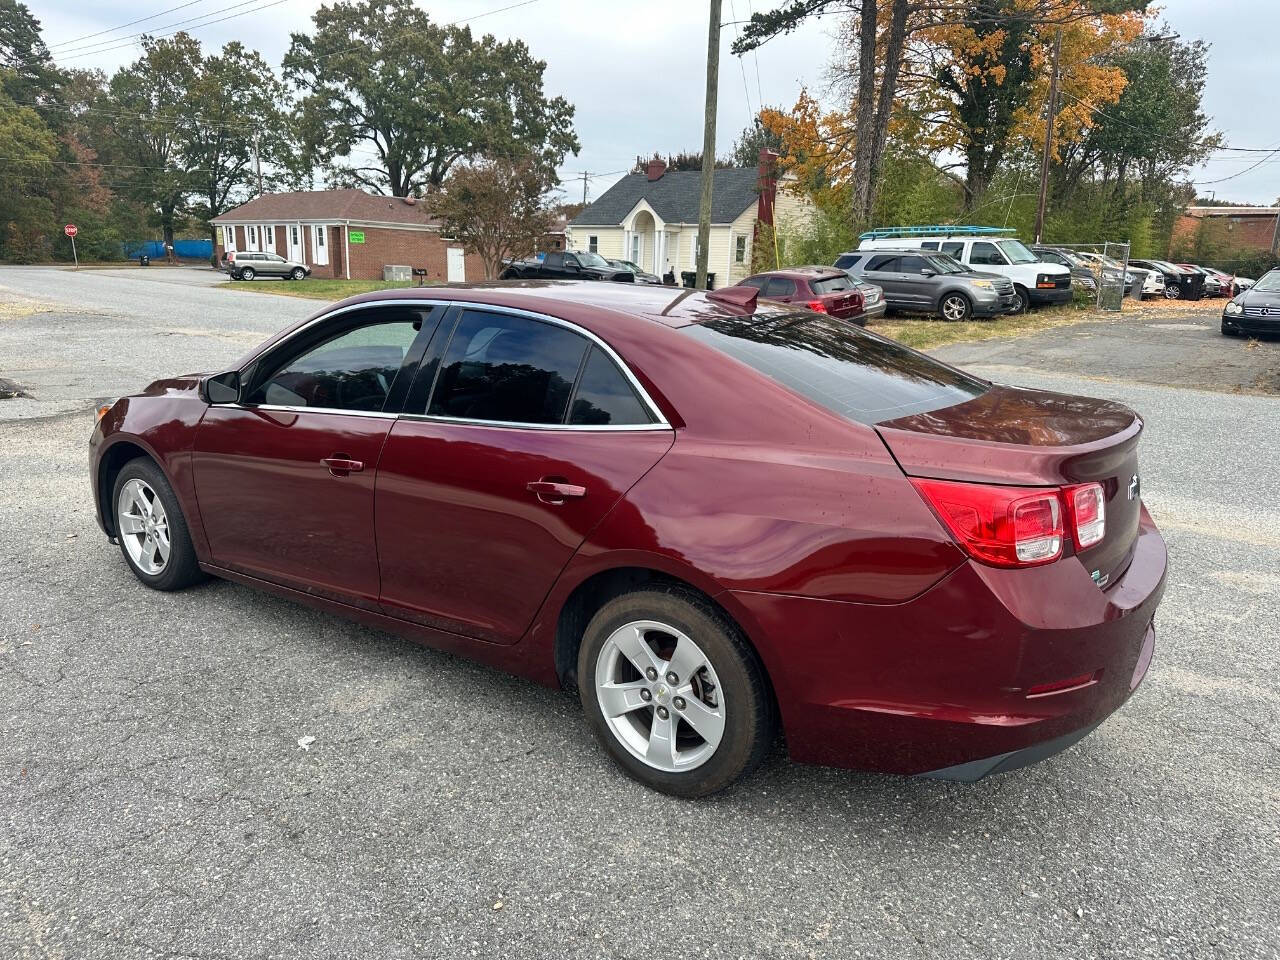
(594, 619), (726, 773)
(116, 478), (170, 575)
(1165, 284), (1180, 299)
(941, 294), (968, 321)
(241, 267), (255, 280)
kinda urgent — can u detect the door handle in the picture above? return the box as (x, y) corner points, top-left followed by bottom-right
(526, 479), (587, 503)
(322, 456), (364, 476)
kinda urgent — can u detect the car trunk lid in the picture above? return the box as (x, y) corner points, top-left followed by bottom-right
(819, 289), (865, 319)
(876, 384), (1144, 586)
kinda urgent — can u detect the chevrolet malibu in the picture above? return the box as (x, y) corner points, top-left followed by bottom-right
(90, 283), (1167, 797)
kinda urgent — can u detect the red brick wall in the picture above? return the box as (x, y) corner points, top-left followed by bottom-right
(214, 224), (483, 282)
(1171, 212), (1279, 255)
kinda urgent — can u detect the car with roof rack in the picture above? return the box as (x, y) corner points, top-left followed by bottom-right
(853, 226), (1072, 313)
(835, 247), (1019, 320)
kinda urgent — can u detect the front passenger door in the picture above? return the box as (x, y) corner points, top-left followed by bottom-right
(193, 306), (437, 608)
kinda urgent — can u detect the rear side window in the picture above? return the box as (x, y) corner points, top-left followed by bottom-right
(865, 255), (898, 271)
(569, 347), (653, 426)
(941, 242), (964, 258)
(429, 310), (587, 424)
(811, 275), (855, 294)
(833, 254), (862, 269)
(919, 241), (940, 250)
(681, 313), (988, 425)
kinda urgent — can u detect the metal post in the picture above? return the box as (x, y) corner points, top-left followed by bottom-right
(1034, 30), (1062, 245)
(695, 0), (722, 290)
(70, 235), (78, 268)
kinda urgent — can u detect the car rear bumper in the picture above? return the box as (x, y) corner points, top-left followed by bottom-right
(731, 504), (1167, 778)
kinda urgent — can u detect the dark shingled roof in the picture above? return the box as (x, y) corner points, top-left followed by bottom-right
(570, 167), (760, 226)
(211, 189), (439, 226)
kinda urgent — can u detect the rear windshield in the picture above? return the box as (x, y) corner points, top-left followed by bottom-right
(682, 312), (988, 425)
(811, 274), (855, 294)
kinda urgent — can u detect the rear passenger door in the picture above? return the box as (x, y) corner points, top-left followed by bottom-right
(374, 306), (675, 644)
(861, 255), (902, 305)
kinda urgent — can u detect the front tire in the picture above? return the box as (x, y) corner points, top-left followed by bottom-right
(290, 267), (305, 280)
(112, 458), (205, 591)
(578, 587), (774, 797)
(940, 292), (972, 322)
(1013, 286), (1031, 314)
(1165, 283), (1180, 299)
(240, 266), (256, 281)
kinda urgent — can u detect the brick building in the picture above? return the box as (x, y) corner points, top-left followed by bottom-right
(1171, 206), (1280, 255)
(210, 189), (484, 282)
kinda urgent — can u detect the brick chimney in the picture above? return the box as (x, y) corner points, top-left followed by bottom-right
(756, 148), (779, 228)
(646, 156), (667, 181)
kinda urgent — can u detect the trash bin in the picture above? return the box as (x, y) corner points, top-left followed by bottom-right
(680, 271), (717, 290)
(139, 254), (150, 267)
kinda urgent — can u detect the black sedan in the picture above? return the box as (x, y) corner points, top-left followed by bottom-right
(1222, 268), (1280, 336)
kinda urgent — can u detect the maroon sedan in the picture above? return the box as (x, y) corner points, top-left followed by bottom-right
(90, 282), (1166, 796)
(737, 266), (868, 323)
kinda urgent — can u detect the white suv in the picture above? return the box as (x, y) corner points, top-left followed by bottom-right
(856, 233), (1072, 313)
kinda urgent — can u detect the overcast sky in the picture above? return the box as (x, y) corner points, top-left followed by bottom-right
(32, 0), (1280, 206)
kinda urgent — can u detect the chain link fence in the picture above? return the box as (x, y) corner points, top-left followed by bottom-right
(1050, 242), (1131, 311)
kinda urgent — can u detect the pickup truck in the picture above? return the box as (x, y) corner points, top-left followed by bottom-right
(500, 250), (635, 282)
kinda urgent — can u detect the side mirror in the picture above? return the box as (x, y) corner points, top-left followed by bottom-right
(920, 268), (936, 278)
(203, 370), (241, 404)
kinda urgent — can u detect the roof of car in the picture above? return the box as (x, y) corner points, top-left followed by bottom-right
(749, 266), (847, 278)
(331, 279), (772, 330)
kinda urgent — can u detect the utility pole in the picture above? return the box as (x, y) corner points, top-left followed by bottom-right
(695, 0), (722, 290)
(1034, 30), (1062, 245)
(581, 171), (589, 206)
(253, 131), (263, 196)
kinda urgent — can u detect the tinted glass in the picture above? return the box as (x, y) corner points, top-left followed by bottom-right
(763, 277), (796, 298)
(246, 320), (419, 411)
(898, 255), (929, 275)
(429, 311), (587, 424)
(811, 274), (855, 294)
(569, 347), (653, 426)
(919, 242), (940, 250)
(970, 242), (1004, 265)
(865, 255), (898, 271)
(682, 312), (988, 425)
(833, 254), (862, 269)
(739, 277), (767, 290)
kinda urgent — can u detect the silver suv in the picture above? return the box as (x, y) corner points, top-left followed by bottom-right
(225, 251), (311, 281)
(835, 249), (1019, 320)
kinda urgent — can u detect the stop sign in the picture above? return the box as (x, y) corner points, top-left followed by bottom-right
(64, 224), (78, 238)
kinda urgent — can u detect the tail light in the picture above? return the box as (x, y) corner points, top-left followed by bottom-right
(805, 299), (828, 313)
(912, 478), (1108, 568)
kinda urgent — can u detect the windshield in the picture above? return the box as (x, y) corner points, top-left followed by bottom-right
(577, 252), (610, 268)
(997, 239), (1040, 264)
(925, 253), (967, 275)
(1253, 269), (1280, 292)
(681, 312), (988, 425)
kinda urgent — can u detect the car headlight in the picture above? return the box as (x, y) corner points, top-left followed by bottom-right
(1224, 300), (1243, 315)
(970, 279), (993, 289)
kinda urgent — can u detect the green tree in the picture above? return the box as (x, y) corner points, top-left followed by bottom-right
(0, 82), (58, 261)
(730, 115), (785, 167)
(0, 0), (59, 103)
(434, 155), (556, 279)
(284, 0), (578, 197)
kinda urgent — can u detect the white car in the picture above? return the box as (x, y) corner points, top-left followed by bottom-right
(856, 230), (1071, 313)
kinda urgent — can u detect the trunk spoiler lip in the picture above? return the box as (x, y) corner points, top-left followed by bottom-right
(875, 415), (1143, 487)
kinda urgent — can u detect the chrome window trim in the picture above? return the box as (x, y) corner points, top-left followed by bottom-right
(397, 412), (670, 433)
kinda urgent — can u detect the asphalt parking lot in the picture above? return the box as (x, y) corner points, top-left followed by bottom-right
(2, 267), (1278, 960)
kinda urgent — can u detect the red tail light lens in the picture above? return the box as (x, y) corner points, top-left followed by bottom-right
(805, 299), (828, 313)
(911, 478), (1063, 567)
(1066, 482), (1106, 549)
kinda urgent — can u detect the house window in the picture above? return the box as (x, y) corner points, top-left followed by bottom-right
(735, 234), (747, 263)
(588, 235), (599, 253)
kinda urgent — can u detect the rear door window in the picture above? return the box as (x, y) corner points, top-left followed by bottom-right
(762, 277), (797, 298)
(681, 313), (987, 425)
(427, 310), (587, 425)
(865, 255), (898, 272)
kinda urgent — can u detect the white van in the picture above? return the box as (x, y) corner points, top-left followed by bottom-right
(855, 230), (1072, 313)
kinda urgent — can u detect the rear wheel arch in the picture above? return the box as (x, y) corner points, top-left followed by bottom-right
(551, 566), (778, 721)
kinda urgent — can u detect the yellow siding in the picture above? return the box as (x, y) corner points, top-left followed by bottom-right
(566, 227), (625, 258)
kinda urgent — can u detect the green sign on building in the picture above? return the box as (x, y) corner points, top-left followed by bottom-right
(349, 230), (366, 244)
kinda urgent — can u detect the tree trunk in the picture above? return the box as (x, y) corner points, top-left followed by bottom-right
(865, 0), (909, 220)
(849, 0), (878, 227)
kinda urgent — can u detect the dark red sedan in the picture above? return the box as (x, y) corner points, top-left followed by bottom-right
(736, 266), (868, 323)
(90, 282), (1166, 796)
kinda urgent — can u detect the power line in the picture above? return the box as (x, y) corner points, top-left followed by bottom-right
(48, 0), (265, 59)
(727, 0), (755, 124)
(47, 1), (212, 50)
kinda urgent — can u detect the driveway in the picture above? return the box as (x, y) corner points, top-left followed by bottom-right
(2, 271), (1278, 960)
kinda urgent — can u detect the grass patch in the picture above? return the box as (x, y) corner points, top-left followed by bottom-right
(869, 303), (1093, 350)
(226, 278), (440, 301)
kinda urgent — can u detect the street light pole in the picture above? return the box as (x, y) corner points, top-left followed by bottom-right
(695, 0), (722, 290)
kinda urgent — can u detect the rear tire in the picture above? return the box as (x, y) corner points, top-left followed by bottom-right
(240, 266), (256, 281)
(939, 292), (972, 322)
(1165, 283), (1180, 299)
(578, 587), (774, 798)
(112, 457), (205, 591)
